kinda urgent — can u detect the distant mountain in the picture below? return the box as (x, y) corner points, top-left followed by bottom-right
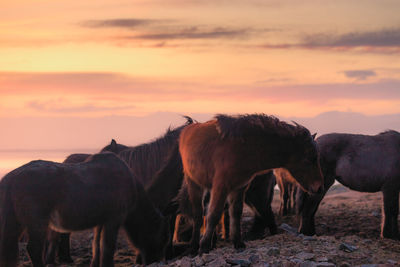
(289, 111), (400, 136)
(1, 111), (399, 150)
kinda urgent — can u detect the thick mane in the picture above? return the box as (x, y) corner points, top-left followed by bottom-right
(215, 114), (308, 140)
(115, 116), (193, 184)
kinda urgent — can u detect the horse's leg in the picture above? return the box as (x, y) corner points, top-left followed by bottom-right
(44, 230), (60, 264)
(90, 226), (102, 267)
(26, 222), (48, 267)
(223, 208), (230, 240)
(244, 173), (277, 239)
(282, 185), (289, 216)
(186, 178), (204, 255)
(287, 184), (293, 214)
(227, 187), (246, 250)
(98, 222), (120, 267)
(290, 185), (297, 214)
(166, 213), (177, 259)
(278, 185), (285, 216)
(381, 187), (399, 239)
(199, 184), (228, 254)
(58, 233), (73, 263)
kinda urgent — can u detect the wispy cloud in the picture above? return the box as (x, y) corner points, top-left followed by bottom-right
(123, 26), (250, 40)
(258, 27), (400, 53)
(2, 72), (400, 103)
(80, 17), (256, 41)
(80, 18), (166, 29)
(27, 99), (135, 114)
(343, 70), (376, 80)
(302, 28), (400, 47)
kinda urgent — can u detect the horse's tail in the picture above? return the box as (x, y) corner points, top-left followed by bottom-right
(0, 179), (20, 267)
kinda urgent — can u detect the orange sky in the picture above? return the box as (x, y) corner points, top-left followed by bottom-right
(1, 0), (400, 119)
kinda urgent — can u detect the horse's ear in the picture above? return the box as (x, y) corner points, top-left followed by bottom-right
(111, 139), (118, 151)
(312, 133), (317, 140)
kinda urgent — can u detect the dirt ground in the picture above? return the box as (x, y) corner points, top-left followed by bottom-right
(17, 185), (400, 266)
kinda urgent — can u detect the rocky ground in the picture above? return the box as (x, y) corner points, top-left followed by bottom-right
(18, 185), (400, 266)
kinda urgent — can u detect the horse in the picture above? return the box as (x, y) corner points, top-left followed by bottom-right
(297, 131), (400, 239)
(46, 117), (192, 263)
(174, 170), (277, 246)
(100, 117), (193, 261)
(44, 153), (91, 265)
(274, 168), (298, 216)
(179, 114), (324, 254)
(0, 153), (169, 267)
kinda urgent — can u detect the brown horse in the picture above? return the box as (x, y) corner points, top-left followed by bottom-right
(179, 114), (324, 254)
(274, 168), (298, 216)
(0, 153), (169, 267)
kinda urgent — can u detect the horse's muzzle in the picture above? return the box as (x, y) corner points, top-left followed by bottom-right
(309, 183), (324, 195)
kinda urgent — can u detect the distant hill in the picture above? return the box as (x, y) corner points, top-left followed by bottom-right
(289, 111), (400, 136)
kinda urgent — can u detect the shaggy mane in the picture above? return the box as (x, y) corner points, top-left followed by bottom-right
(215, 114), (309, 140)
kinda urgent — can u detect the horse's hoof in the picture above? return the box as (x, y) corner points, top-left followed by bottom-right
(244, 231), (264, 241)
(299, 227), (315, 236)
(381, 232), (399, 240)
(199, 244), (211, 255)
(269, 226), (278, 235)
(234, 240), (246, 250)
(135, 253), (143, 264)
(59, 257), (74, 263)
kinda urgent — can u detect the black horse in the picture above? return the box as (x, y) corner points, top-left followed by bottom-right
(297, 131), (400, 239)
(0, 153), (169, 267)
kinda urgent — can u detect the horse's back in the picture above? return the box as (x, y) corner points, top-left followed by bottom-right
(63, 153), (91, 164)
(318, 132), (400, 192)
(179, 120), (223, 186)
(1, 154), (137, 230)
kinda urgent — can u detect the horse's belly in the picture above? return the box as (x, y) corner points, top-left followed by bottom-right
(335, 157), (386, 192)
(336, 174), (382, 193)
(49, 211), (74, 233)
(49, 208), (121, 232)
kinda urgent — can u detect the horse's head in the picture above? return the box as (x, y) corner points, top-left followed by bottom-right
(285, 129), (324, 195)
(100, 139), (129, 154)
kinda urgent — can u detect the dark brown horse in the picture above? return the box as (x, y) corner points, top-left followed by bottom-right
(297, 131), (400, 239)
(179, 114), (324, 254)
(275, 168), (298, 216)
(0, 153), (169, 267)
(44, 153), (91, 265)
(101, 117), (193, 261)
(48, 117), (193, 264)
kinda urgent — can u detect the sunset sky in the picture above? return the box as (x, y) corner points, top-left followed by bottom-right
(1, 0), (400, 119)
(1, 0), (400, 175)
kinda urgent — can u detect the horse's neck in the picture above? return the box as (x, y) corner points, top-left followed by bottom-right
(146, 145), (183, 211)
(120, 139), (178, 186)
(245, 136), (294, 170)
(135, 184), (163, 228)
(318, 135), (349, 165)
